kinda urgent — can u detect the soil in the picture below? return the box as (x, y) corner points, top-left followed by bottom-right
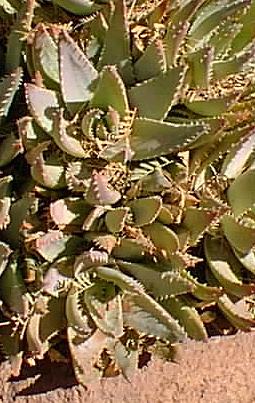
(1, 331), (255, 403)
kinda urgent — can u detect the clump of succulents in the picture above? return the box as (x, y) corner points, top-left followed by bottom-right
(0, 0), (254, 385)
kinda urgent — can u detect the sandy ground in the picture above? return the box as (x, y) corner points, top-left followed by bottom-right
(0, 332), (255, 402)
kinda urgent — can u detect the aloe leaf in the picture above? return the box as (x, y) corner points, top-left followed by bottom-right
(129, 66), (186, 120)
(5, 2), (34, 71)
(221, 130), (255, 179)
(113, 340), (138, 381)
(227, 168), (255, 216)
(1, 194), (36, 248)
(38, 296), (66, 350)
(66, 286), (95, 334)
(123, 293), (186, 343)
(53, 0), (100, 15)
(50, 198), (90, 228)
(229, 0), (255, 53)
(221, 215), (255, 254)
(35, 231), (83, 262)
(187, 46), (213, 89)
(81, 108), (103, 139)
(85, 233), (117, 254)
(26, 141), (66, 189)
(183, 271), (223, 301)
(170, 0), (206, 27)
(162, 297), (208, 340)
(94, 266), (145, 294)
(213, 43), (255, 79)
(67, 327), (107, 385)
(0, 253), (27, 314)
(185, 96), (232, 117)
(134, 39), (166, 81)
(233, 249), (255, 276)
(127, 196), (162, 227)
(0, 241), (11, 276)
(25, 83), (59, 133)
(126, 118), (208, 161)
(89, 65), (129, 118)
(105, 207), (129, 233)
(204, 235), (255, 297)
(217, 294), (255, 331)
(118, 261), (193, 298)
(112, 238), (152, 261)
(98, 0), (133, 84)
(85, 171), (121, 206)
(207, 20), (242, 57)
(59, 30), (98, 114)
(0, 175), (12, 230)
(0, 67), (23, 122)
(84, 282), (123, 337)
(74, 250), (109, 275)
(32, 25), (60, 88)
(18, 116), (48, 151)
(157, 205), (174, 225)
(51, 109), (87, 158)
(82, 205), (106, 231)
(143, 221), (180, 257)
(188, 0), (250, 42)
(0, 131), (23, 168)
(164, 21), (190, 67)
(183, 207), (221, 246)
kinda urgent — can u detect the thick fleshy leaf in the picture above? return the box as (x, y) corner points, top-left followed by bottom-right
(105, 207), (129, 233)
(127, 196), (162, 227)
(233, 248), (255, 275)
(0, 67), (23, 121)
(134, 39), (166, 81)
(164, 21), (190, 67)
(205, 235), (255, 297)
(227, 168), (255, 216)
(221, 130), (255, 179)
(35, 231), (83, 262)
(123, 293), (186, 342)
(32, 25), (59, 87)
(221, 215), (255, 254)
(185, 97), (232, 117)
(213, 43), (255, 79)
(59, 30), (98, 114)
(67, 327), (107, 385)
(53, 0), (100, 15)
(118, 261), (194, 298)
(102, 118), (208, 161)
(143, 222), (180, 257)
(51, 109), (87, 157)
(162, 297), (208, 340)
(128, 66), (186, 120)
(89, 65), (129, 118)
(0, 241), (12, 276)
(183, 207), (221, 246)
(0, 253), (27, 315)
(84, 282), (123, 337)
(25, 84), (59, 133)
(98, 0), (133, 84)
(170, 0), (206, 27)
(188, 0), (250, 43)
(112, 238), (153, 261)
(26, 141), (66, 189)
(85, 171), (121, 206)
(218, 294), (255, 330)
(187, 46), (213, 89)
(50, 198), (90, 228)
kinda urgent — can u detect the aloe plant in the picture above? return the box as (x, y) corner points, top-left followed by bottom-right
(0, 0), (255, 386)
